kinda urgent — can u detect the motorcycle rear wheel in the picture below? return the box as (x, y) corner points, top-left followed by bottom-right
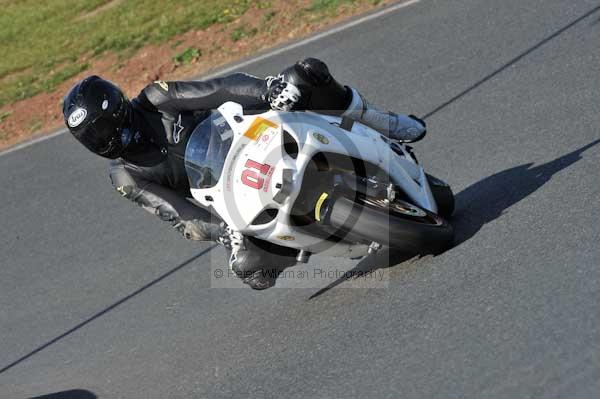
(426, 174), (455, 218)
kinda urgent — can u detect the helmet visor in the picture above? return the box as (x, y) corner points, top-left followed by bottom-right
(73, 116), (124, 155)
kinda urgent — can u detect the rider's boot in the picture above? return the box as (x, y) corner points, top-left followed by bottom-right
(219, 229), (296, 290)
(342, 87), (427, 143)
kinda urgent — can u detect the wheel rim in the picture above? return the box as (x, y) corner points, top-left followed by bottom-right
(361, 197), (444, 226)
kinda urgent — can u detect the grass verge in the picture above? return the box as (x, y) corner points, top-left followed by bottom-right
(0, 0), (392, 149)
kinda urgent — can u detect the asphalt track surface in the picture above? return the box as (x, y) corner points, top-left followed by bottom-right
(2, 0), (600, 397)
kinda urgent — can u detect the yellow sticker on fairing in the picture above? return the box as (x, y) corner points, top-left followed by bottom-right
(244, 117), (278, 141)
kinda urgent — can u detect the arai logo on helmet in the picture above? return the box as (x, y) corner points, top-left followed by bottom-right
(68, 108), (87, 128)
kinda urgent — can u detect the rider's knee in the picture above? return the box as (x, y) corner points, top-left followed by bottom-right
(281, 57), (332, 88)
(296, 58), (333, 86)
(281, 58), (351, 112)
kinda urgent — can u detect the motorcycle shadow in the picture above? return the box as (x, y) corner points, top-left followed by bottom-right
(29, 390), (97, 399)
(308, 138), (600, 299)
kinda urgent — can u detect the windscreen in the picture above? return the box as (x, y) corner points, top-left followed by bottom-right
(184, 111), (234, 189)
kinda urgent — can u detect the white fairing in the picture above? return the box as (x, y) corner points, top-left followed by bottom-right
(189, 102), (437, 257)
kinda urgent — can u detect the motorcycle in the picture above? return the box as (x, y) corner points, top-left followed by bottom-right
(185, 101), (454, 263)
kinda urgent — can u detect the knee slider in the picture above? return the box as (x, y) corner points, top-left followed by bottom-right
(297, 58), (332, 86)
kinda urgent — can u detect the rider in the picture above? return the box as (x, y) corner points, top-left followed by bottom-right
(62, 58), (426, 290)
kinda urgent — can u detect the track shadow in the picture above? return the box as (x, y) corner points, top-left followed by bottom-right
(309, 139), (600, 299)
(0, 246), (216, 375)
(451, 139), (600, 244)
(29, 390), (96, 399)
(308, 250), (415, 300)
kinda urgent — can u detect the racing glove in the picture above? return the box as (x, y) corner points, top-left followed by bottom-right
(266, 77), (301, 111)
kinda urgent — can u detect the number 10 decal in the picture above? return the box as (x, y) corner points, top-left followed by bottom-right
(241, 159), (272, 190)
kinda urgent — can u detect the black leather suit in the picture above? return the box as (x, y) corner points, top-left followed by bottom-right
(109, 58), (352, 277)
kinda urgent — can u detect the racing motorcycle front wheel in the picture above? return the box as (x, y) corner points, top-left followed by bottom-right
(319, 195), (454, 254)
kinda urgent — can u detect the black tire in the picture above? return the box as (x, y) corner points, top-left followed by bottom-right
(325, 196), (454, 254)
(426, 174), (455, 218)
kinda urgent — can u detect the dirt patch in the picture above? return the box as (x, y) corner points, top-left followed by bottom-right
(0, 0), (393, 150)
(76, 0), (123, 21)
